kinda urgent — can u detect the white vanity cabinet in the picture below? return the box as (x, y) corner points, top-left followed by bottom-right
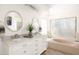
(7, 35), (47, 55)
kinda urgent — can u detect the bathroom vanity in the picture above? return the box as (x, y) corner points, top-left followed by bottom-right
(0, 11), (48, 55)
(0, 34), (47, 55)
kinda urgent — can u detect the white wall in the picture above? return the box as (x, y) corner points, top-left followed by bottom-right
(38, 11), (49, 35)
(49, 4), (78, 19)
(0, 4), (38, 36)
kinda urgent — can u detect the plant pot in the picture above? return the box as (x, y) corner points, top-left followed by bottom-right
(28, 32), (33, 38)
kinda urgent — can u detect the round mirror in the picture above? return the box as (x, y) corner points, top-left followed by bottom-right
(5, 11), (23, 32)
(32, 18), (42, 33)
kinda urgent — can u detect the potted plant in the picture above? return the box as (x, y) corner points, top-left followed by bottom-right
(27, 24), (33, 38)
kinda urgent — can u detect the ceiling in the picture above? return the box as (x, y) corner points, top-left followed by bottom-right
(25, 4), (52, 12)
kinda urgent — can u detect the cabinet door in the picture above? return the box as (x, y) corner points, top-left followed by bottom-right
(10, 47), (35, 55)
(24, 41), (35, 55)
(34, 38), (47, 54)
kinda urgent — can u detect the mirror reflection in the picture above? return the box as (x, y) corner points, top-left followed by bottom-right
(5, 11), (22, 31)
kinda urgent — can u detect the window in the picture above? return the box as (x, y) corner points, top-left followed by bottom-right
(51, 17), (76, 40)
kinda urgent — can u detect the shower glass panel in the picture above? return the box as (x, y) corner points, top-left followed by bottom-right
(51, 17), (76, 40)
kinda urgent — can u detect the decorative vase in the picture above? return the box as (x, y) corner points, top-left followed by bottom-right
(28, 32), (33, 38)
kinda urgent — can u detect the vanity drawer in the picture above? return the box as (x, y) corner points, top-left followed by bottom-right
(9, 48), (30, 55)
(9, 42), (35, 55)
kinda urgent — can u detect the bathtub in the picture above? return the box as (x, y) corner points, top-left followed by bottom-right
(48, 39), (79, 55)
